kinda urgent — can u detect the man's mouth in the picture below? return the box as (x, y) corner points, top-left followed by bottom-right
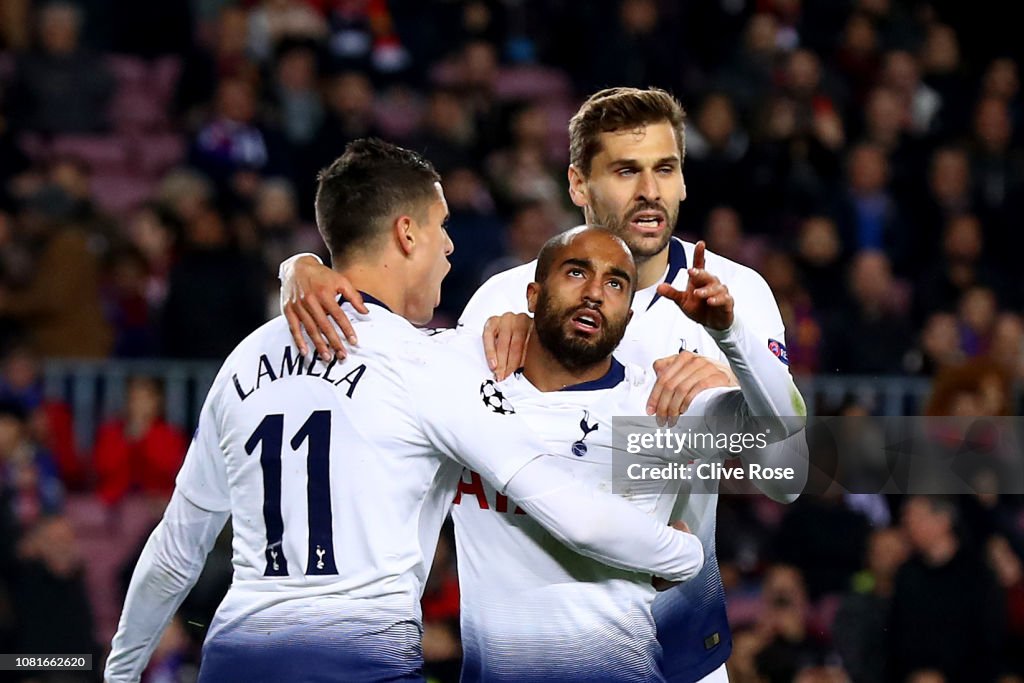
(570, 309), (603, 334)
(629, 210), (666, 234)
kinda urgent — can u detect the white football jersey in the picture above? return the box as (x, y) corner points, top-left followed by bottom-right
(175, 297), (542, 679)
(459, 235), (792, 681)
(452, 357), (684, 683)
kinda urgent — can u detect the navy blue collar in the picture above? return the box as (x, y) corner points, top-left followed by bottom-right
(339, 291), (392, 313)
(558, 358), (626, 392)
(645, 238), (688, 311)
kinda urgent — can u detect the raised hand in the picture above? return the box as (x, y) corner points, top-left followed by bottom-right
(656, 241), (734, 331)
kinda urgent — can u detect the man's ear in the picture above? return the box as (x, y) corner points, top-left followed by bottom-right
(526, 282), (540, 314)
(568, 165), (588, 209)
(394, 215), (415, 256)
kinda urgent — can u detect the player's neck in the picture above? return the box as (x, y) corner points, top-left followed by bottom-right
(335, 265), (405, 319)
(635, 247), (670, 290)
(522, 334), (612, 392)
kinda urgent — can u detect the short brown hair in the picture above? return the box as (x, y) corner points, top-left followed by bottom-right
(568, 87), (687, 176)
(315, 138), (440, 264)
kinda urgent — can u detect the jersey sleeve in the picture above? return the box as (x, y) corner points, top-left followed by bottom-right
(732, 266), (787, 358)
(174, 377), (231, 512)
(105, 489), (229, 682)
(458, 264), (534, 334)
(413, 349), (543, 492)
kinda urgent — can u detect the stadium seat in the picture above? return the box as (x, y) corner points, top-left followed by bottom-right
(51, 134), (131, 174)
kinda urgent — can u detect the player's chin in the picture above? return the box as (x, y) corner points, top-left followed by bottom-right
(626, 229), (671, 254)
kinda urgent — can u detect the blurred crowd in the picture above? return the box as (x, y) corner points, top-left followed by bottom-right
(0, 0), (1023, 681)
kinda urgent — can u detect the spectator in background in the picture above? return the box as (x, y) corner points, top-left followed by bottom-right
(912, 312), (964, 376)
(989, 312), (1024, 383)
(794, 215), (847, 316)
(479, 200), (559, 282)
(833, 11), (883, 110)
(175, 4), (258, 125)
(249, 176), (324, 313)
(773, 484), (872, 601)
(189, 77), (293, 196)
(979, 57), (1021, 130)
(0, 400), (62, 529)
(889, 496), (1004, 683)
(9, 1), (114, 134)
(160, 202), (265, 358)
(987, 535), (1024, 679)
(915, 213), (1000, 324)
(970, 96), (1024, 272)
(833, 527), (910, 683)
(680, 92), (752, 231)
(701, 205), (763, 270)
(919, 23), (971, 139)
(856, 85), (925, 200)
(10, 514), (98, 681)
(832, 142), (909, 273)
(909, 145), (976, 266)
(821, 250), (912, 374)
(406, 87), (477, 173)
(753, 565), (836, 683)
(248, 0), (327, 65)
(446, 39), (505, 155)
(433, 166), (503, 322)
(93, 375), (186, 507)
(323, 0), (411, 81)
(305, 70), (381, 207)
(486, 102), (565, 213)
(102, 246), (160, 358)
(0, 344), (78, 489)
(956, 285), (998, 358)
(124, 201), (181, 314)
(268, 39), (325, 149)
(718, 12), (781, 118)
(759, 249), (821, 375)
(0, 195), (113, 358)
(878, 49), (941, 138)
(584, 0), (678, 94)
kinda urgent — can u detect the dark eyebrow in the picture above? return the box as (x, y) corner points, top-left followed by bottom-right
(562, 257), (593, 271)
(608, 267), (633, 285)
(608, 156), (680, 168)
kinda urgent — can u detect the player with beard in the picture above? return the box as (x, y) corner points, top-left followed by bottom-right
(445, 225), (803, 682)
(280, 88), (807, 683)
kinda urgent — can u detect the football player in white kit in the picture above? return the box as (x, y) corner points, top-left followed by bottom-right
(103, 140), (708, 683)
(448, 225), (805, 682)
(280, 88), (807, 682)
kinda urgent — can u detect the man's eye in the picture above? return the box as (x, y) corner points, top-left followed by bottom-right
(618, 168), (636, 177)
(608, 280), (623, 290)
(568, 268), (584, 277)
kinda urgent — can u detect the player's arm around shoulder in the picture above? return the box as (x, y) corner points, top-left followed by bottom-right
(414, 353), (705, 582)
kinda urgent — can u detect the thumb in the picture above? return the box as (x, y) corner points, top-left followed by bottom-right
(657, 283), (687, 305)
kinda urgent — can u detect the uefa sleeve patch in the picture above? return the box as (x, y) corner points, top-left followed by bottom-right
(768, 339), (789, 365)
(480, 380), (516, 414)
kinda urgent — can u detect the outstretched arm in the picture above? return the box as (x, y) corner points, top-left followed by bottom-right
(502, 455), (704, 581)
(104, 490), (229, 682)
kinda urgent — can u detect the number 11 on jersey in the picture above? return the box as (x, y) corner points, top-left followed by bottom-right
(245, 410), (338, 577)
